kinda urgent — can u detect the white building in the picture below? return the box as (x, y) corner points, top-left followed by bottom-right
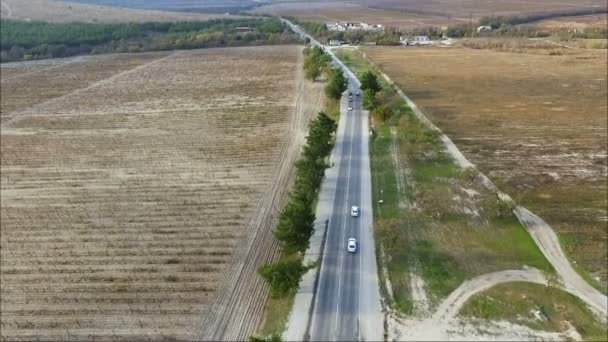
(327, 22), (346, 31)
(477, 25), (493, 33)
(327, 21), (383, 31)
(401, 36), (432, 46)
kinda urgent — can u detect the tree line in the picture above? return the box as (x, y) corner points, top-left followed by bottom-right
(258, 111), (337, 292)
(303, 46), (348, 100)
(0, 18), (296, 63)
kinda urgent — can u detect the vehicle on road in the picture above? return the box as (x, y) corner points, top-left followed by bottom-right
(351, 206), (359, 217)
(347, 238), (357, 253)
(356, 91), (360, 96)
(348, 105), (353, 111)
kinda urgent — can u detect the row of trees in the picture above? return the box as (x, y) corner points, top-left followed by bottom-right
(0, 18), (297, 63)
(359, 70), (404, 123)
(303, 46), (349, 100)
(254, 48), (342, 341)
(257, 110), (336, 297)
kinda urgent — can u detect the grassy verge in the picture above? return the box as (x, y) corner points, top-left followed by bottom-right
(337, 47), (554, 312)
(460, 282), (608, 341)
(257, 250), (299, 337)
(324, 97), (340, 122)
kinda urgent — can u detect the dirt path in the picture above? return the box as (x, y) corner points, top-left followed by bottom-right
(515, 207), (608, 317)
(194, 47), (324, 341)
(432, 269), (548, 321)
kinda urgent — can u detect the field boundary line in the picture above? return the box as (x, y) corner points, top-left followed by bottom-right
(1, 51), (180, 128)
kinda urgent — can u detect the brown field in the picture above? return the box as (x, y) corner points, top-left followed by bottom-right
(362, 46), (607, 291)
(0, 46), (323, 340)
(534, 13), (608, 29)
(364, 0), (606, 19)
(0, 0), (234, 23)
(251, 1), (463, 28)
(256, 0), (605, 28)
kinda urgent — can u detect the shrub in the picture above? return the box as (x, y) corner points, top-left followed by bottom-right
(258, 255), (310, 298)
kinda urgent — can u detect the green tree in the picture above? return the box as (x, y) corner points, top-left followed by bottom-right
(273, 193), (316, 253)
(324, 68), (348, 100)
(359, 71), (381, 94)
(303, 46), (330, 81)
(258, 255), (309, 297)
(362, 89), (378, 110)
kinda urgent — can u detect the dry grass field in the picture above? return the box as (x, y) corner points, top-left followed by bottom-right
(256, 0), (605, 28)
(365, 0), (606, 19)
(0, 46), (323, 340)
(534, 13), (608, 29)
(362, 46), (607, 292)
(251, 1), (463, 28)
(0, 0), (232, 23)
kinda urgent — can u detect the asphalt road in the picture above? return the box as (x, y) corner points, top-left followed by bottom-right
(283, 18), (383, 341)
(309, 86), (365, 341)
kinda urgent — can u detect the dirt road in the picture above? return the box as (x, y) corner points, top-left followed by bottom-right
(515, 207), (608, 317)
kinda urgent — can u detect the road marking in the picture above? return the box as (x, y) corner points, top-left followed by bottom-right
(334, 91), (355, 341)
(309, 88), (347, 341)
(357, 95), (363, 342)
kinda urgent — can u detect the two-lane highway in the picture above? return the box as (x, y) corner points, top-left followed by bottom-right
(310, 87), (364, 341)
(282, 18), (383, 342)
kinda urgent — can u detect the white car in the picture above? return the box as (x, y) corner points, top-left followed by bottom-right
(351, 206), (359, 217)
(348, 105), (353, 111)
(347, 238), (357, 253)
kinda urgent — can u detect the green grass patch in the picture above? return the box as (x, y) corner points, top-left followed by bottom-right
(258, 255), (298, 336)
(460, 282), (608, 341)
(414, 239), (466, 298)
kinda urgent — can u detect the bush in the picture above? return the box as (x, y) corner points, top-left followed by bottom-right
(250, 334), (282, 342)
(258, 255), (310, 298)
(362, 89), (378, 110)
(372, 105), (394, 122)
